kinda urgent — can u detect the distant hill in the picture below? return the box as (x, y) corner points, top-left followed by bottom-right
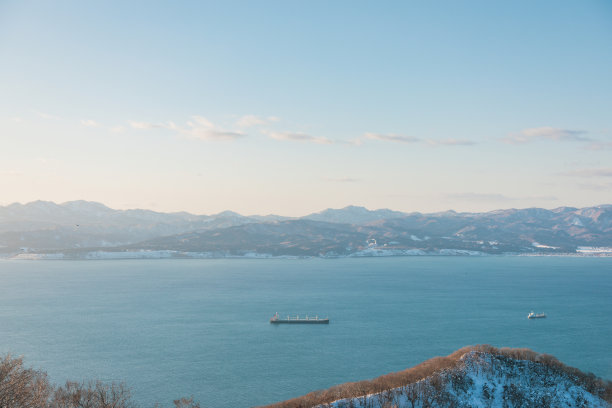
(0, 200), (286, 252)
(1, 201), (612, 257)
(125, 204), (612, 256)
(303, 205), (407, 224)
(133, 219), (370, 256)
(261, 345), (612, 408)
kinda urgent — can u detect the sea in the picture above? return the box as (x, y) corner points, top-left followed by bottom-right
(0, 256), (610, 407)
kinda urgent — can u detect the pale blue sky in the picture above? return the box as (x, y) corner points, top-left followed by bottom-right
(1, 1), (611, 215)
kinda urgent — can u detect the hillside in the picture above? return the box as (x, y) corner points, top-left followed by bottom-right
(262, 345), (612, 408)
(0, 200), (286, 252)
(1, 201), (612, 257)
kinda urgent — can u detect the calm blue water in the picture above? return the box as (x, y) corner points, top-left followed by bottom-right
(0, 257), (610, 407)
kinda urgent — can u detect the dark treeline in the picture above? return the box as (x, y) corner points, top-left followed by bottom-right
(260, 345), (612, 408)
(0, 354), (200, 408)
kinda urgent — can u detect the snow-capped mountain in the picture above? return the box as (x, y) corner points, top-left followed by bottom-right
(0, 201), (284, 251)
(1, 201), (612, 256)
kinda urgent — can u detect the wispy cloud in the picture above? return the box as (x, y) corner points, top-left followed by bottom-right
(503, 127), (590, 144)
(446, 193), (558, 202)
(576, 182), (612, 191)
(128, 121), (166, 130)
(361, 133), (476, 146)
(129, 116), (245, 141)
(265, 131), (332, 144)
(36, 112), (60, 120)
(365, 133), (420, 143)
(80, 119), (100, 127)
(446, 193), (515, 202)
(168, 116), (245, 141)
(236, 115), (280, 128)
(584, 141), (612, 151)
(560, 168), (612, 177)
(426, 138), (477, 146)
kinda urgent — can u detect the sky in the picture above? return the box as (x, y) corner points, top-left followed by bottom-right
(1, 1), (611, 216)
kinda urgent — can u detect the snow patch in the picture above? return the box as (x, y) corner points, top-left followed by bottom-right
(572, 217), (585, 227)
(350, 248), (485, 257)
(532, 242), (559, 249)
(327, 351), (609, 408)
(577, 246), (612, 254)
(12, 253), (65, 260)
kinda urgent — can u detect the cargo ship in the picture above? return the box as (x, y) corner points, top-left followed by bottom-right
(270, 312), (329, 324)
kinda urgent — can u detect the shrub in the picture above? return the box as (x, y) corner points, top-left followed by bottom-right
(0, 354), (202, 408)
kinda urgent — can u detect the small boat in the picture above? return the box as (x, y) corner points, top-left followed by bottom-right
(527, 311), (547, 319)
(270, 312), (329, 324)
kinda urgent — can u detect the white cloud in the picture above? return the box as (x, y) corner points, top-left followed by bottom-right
(266, 131), (332, 144)
(236, 115), (280, 128)
(364, 133), (420, 143)
(128, 117), (244, 141)
(503, 127), (590, 144)
(129, 116), (245, 141)
(81, 119), (100, 127)
(173, 116), (245, 140)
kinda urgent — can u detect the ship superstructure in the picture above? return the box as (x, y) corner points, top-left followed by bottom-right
(269, 312), (329, 324)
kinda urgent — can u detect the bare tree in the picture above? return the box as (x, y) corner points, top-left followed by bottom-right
(51, 380), (136, 408)
(0, 354), (52, 408)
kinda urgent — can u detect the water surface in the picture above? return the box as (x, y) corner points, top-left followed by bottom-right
(0, 257), (610, 407)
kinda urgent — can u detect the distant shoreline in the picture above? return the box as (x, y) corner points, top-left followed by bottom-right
(3, 249), (612, 260)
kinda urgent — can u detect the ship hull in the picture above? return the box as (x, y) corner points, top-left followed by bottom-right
(270, 319), (329, 324)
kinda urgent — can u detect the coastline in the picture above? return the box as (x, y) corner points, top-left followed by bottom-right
(2, 249), (612, 260)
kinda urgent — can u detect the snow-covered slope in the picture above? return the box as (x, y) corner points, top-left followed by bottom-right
(328, 351), (609, 408)
(264, 346), (611, 408)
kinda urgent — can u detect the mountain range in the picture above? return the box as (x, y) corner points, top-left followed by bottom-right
(1, 200), (611, 258)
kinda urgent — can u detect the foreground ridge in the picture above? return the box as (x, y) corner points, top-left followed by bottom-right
(262, 345), (612, 408)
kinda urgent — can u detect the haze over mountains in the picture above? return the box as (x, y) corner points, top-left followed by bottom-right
(1, 200), (611, 258)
